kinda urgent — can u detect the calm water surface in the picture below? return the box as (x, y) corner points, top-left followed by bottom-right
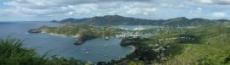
(0, 22), (133, 62)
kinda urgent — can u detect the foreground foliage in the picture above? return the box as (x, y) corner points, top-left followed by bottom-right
(0, 38), (90, 65)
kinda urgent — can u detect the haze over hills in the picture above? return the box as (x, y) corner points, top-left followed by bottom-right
(56, 15), (229, 26)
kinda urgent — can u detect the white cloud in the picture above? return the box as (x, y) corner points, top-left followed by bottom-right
(212, 12), (226, 17)
(197, 7), (203, 11)
(122, 2), (157, 15)
(194, 0), (230, 5)
(1, 0), (230, 21)
(1, 0), (158, 18)
(199, 0), (213, 4)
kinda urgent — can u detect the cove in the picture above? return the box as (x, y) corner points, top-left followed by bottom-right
(0, 22), (134, 63)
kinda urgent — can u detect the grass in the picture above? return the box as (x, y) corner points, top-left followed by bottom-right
(158, 24), (230, 65)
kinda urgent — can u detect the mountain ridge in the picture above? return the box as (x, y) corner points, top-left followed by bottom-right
(56, 15), (229, 26)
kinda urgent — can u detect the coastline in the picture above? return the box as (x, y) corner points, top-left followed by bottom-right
(41, 31), (80, 38)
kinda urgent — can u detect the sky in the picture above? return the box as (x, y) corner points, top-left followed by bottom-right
(0, 0), (230, 21)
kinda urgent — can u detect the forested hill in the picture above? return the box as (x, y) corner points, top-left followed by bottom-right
(56, 15), (229, 26)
